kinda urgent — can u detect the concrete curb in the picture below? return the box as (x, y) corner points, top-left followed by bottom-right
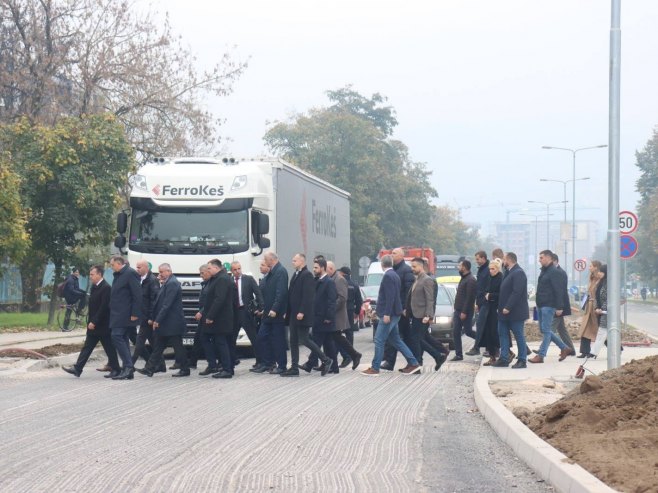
(474, 365), (618, 493)
(0, 348), (103, 378)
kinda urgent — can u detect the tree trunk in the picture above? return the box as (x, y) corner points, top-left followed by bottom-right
(47, 262), (63, 326)
(19, 252), (47, 313)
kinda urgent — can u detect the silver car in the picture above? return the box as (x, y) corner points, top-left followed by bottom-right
(429, 283), (455, 349)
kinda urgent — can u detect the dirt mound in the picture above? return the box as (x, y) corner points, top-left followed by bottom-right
(0, 343), (84, 359)
(523, 315), (649, 344)
(521, 356), (658, 493)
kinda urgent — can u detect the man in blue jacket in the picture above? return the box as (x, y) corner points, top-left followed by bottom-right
(108, 255), (142, 380)
(493, 252), (530, 368)
(250, 251), (289, 374)
(137, 263), (189, 377)
(361, 255), (420, 376)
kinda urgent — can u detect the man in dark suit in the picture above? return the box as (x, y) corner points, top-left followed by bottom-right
(404, 257), (436, 366)
(131, 259), (162, 370)
(201, 259), (235, 379)
(230, 261), (264, 366)
(282, 253), (332, 377)
(362, 255), (420, 375)
(299, 258), (336, 377)
(493, 252), (530, 368)
(136, 263), (189, 377)
(551, 253), (575, 353)
(108, 255), (142, 380)
(250, 251), (288, 374)
(63, 265), (120, 378)
(190, 263), (212, 369)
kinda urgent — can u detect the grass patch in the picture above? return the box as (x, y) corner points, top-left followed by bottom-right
(0, 312), (56, 331)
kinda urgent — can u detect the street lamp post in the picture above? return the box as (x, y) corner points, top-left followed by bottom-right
(539, 177), (590, 276)
(542, 144), (607, 286)
(528, 200), (568, 249)
(520, 212), (554, 285)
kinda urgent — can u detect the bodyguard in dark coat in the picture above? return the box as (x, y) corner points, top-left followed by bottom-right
(451, 259), (477, 360)
(137, 263), (189, 377)
(494, 252), (530, 368)
(251, 252), (288, 374)
(62, 266), (120, 378)
(467, 251), (490, 356)
(300, 258), (337, 376)
(201, 259), (235, 379)
(131, 260), (162, 368)
(108, 256), (142, 380)
(190, 263), (212, 369)
(551, 254), (575, 352)
(282, 254), (332, 377)
(229, 261), (264, 366)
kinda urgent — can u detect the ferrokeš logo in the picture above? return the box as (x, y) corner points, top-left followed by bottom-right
(152, 184), (225, 197)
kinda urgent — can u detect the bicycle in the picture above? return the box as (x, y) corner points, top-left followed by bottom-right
(56, 299), (88, 332)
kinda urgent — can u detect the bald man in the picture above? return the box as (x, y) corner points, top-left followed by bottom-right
(131, 260), (163, 371)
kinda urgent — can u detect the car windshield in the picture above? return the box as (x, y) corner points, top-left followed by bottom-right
(361, 285), (380, 299)
(365, 273), (383, 286)
(129, 208), (248, 254)
(435, 286), (452, 306)
(435, 264), (460, 278)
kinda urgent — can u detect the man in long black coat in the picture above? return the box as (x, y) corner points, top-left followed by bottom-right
(63, 265), (121, 378)
(131, 260), (162, 369)
(229, 261), (264, 366)
(281, 253), (332, 377)
(201, 259), (234, 379)
(136, 263), (189, 377)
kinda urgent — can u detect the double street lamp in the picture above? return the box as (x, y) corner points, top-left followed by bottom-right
(542, 144), (607, 285)
(539, 177), (590, 276)
(528, 200), (568, 249)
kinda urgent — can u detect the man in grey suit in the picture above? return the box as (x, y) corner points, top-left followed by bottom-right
(404, 257), (436, 366)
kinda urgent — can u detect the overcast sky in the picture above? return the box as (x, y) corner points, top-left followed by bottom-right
(158, 0), (658, 238)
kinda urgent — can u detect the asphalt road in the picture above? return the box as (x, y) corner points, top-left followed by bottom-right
(624, 301), (658, 338)
(0, 331), (553, 493)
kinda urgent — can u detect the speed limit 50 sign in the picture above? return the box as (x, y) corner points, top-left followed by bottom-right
(619, 210), (638, 235)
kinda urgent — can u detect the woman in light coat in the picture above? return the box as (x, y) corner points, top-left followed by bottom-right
(577, 260), (602, 358)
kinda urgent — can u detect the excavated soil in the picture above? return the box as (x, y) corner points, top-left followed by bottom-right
(0, 343), (84, 359)
(519, 355), (658, 493)
(523, 316), (650, 344)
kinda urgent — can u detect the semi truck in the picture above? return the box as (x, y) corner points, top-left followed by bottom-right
(115, 156), (350, 345)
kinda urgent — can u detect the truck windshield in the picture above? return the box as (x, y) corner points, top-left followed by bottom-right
(129, 209), (249, 254)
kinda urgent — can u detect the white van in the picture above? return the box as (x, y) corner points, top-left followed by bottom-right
(365, 261), (383, 287)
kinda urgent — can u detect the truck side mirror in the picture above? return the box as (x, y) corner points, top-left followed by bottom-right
(258, 237), (270, 249)
(258, 213), (270, 235)
(116, 212), (128, 234)
(114, 235), (126, 249)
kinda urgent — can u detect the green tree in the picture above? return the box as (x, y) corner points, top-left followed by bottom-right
(1, 114), (133, 318)
(264, 88), (437, 270)
(0, 154), (29, 271)
(634, 129), (658, 286)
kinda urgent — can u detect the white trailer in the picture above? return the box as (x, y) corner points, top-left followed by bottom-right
(115, 157), (350, 343)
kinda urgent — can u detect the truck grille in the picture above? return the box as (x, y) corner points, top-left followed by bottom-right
(181, 288), (201, 334)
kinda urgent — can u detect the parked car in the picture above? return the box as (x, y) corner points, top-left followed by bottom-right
(429, 282), (455, 350)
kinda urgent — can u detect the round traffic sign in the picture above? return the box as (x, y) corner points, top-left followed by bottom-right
(620, 234), (638, 260)
(358, 256), (371, 268)
(574, 258), (587, 272)
(619, 210), (638, 235)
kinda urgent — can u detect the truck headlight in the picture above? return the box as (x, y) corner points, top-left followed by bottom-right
(130, 174), (147, 191)
(231, 175), (247, 191)
(435, 316), (451, 325)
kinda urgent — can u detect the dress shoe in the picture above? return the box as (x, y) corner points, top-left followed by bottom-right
(465, 347), (480, 356)
(351, 353), (362, 370)
(339, 357), (352, 369)
(280, 367), (300, 377)
(434, 354), (447, 371)
(577, 353), (587, 358)
(135, 367), (153, 377)
(234, 359), (241, 366)
(528, 355), (544, 364)
(559, 347), (575, 361)
(360, 367), (380, 376)
(312, 365), (323, 372)
(401, 364), (421, 375)
(268, 367), (285, 375)
(104, 370), (120, 378)
(171, 369), (190, 377)
(212, 370), (233, 379)
(155, 364), (167, 374)
(450, 355), (463, 362)
(249, 365), (273, 373)
(379, 361), (394, 371)
(96, 364), (112, 372)
(199, 367), (219, 376)
(482, 351), (490, 358)
(326, 369), (339, 374)
(482, 357), (496, 367)
(251, 363), (259, 369)
(62, 366), (81, 377)
(299, 362), (313, 373)
(112, 368), (135, 380)
(321, 359), (333, 377)
(169, 363), (180, 370)
(492, 358), (510, 367)
(511, 360), (527, 369)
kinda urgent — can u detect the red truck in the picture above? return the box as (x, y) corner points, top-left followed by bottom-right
(377, 246), (435, 274)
